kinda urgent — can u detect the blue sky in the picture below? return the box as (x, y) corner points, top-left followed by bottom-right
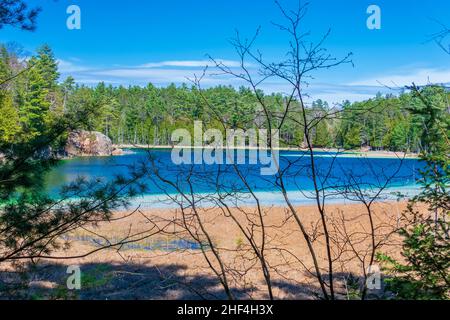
(1, 0), (449, 104)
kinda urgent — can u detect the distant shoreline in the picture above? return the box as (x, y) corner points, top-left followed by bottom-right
(114, 144), (420, 159)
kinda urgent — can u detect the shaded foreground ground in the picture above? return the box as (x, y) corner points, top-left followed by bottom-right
(0, 201), (413, 300)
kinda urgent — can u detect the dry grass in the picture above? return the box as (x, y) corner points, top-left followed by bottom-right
(0, 201), (418, 299)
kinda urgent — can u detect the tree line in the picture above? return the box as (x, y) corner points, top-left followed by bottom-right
(1, 43), (448, 153)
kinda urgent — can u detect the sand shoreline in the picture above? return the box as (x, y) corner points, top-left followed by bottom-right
(115, 144), (419, 159)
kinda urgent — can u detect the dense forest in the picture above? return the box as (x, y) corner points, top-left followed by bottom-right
(1, 44), (449, 152)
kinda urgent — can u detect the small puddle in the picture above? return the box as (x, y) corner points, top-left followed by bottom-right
(60, 235), (206, 251)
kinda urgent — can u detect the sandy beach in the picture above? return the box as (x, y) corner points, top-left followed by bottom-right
(115, 144), (420, 159)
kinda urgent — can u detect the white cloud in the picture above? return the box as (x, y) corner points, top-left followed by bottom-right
(139, 59), (242, 68)
(73, 78), (115, 84)
(61, 58), (432, 104)
(57, 59), (87, 73)
(58, 58), (247, 85)
(89, 67), (221, 84)
(349, 68), (450, 87)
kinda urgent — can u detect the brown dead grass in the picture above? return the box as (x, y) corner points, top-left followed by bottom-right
(1, 201), (421, 299)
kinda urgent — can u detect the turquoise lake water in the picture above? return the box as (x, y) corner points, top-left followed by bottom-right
(45, 149), (424, 208)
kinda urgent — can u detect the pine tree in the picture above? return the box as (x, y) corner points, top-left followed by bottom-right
(35, 44), (59, 89)
(344, 125), (362, 149)
(377, 85), (450, 300)
(0, 92), (19, 143)
(20, 56), (51, 140)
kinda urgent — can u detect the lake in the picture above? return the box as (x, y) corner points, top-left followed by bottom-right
(45, 149), (424, 208)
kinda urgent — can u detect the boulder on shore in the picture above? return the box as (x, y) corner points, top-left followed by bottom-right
(65, 130), (122, 157)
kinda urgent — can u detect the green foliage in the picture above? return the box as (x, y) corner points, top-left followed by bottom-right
(56, 78), (449, 152)
(0, 44), (147, 265)
(0, 92), (19, 142)
(377, 219), (449, 299)
(377, 85), (450, 300)
(343, 125), (362, 149)
(82, 264), (113, 289)
(35, 45), (59, 90)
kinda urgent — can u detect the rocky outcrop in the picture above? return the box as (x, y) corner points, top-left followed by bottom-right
(111, 148), (124, 156)
(65, 130), (122, 157)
